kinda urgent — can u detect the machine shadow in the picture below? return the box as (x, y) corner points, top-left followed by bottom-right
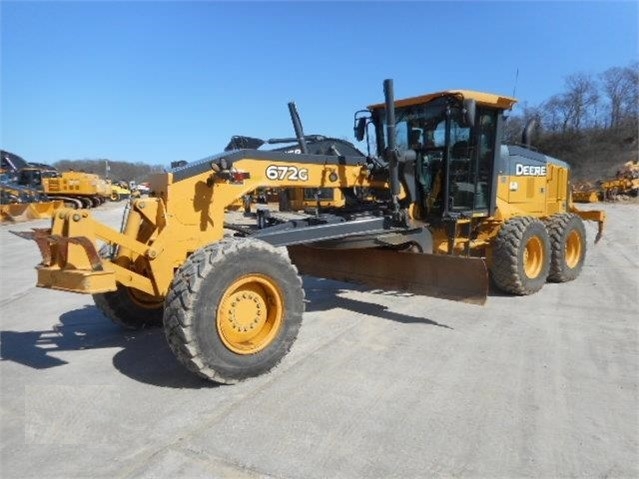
(0, 305), (215, 390)
(2, 278), (456, 387)
(302, 277), (454, 330)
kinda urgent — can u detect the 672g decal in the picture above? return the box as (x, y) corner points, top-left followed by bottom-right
(265, 165), (309, 181)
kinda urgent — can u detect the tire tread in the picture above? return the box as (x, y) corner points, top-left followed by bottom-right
(164, 238), (304, 384)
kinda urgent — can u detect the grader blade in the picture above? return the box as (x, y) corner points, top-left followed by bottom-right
(287, 246), (488, 305)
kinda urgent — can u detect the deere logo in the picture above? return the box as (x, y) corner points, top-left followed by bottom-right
(516, 164), (547, 176)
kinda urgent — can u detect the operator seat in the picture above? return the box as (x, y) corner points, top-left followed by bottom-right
(451, 140), (470, 159)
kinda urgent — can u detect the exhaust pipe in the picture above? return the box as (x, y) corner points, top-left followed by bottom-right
(521, 118), (537, 148)
(288, 102), (308, 154)
(383, 79), (401, 213)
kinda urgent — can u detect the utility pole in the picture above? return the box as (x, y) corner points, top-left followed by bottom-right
(105, 160), (110, 179)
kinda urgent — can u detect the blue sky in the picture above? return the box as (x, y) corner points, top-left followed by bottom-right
(1, 1), (637, 167)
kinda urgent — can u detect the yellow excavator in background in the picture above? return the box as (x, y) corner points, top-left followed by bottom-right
(15, 79), (604, 384)
(16, 165), (109, 208)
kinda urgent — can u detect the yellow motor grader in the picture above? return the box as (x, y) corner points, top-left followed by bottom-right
(15, 79), (604, 384)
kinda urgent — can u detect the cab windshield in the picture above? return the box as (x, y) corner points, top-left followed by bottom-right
(378, 96), (465, 151)
(374, 95), (497, 216)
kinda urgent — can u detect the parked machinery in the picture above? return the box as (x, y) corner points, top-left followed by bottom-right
(573, 160), (639, 202)
(107, 180), (133, 202)
(40, 170), (109, 208)
(1, 151), (62, 222)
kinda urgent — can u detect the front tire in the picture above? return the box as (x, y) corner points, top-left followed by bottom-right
(163, 238), (304, 384)
(490, 217), (551, 295)
(93, 284), (164, 329)
(546, 213), (586, 282)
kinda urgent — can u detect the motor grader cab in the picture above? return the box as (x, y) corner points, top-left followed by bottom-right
(355, 84), (605, 292)
(15, 79), (604, 384)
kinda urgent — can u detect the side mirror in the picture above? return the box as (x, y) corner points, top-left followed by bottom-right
(462, 99), (476, 128)
(354, 117), (367, 142)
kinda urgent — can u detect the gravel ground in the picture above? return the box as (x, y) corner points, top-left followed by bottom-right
(1, 201), (637, 478)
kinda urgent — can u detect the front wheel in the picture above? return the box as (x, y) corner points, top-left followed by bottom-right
(163, 238), (304, 384)
(93, 284), (164, 329)
(490, 217), (551, 295)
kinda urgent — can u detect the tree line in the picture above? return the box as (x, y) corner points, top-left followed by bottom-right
(503, 62), (638, 180)
(52, 159), (164, 183)
(505, 62), (638, 138)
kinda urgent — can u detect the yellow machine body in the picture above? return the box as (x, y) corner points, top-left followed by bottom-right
(44, 171), (107, 198)
(14, 80), (608, 384)
(19, 86), (604, 300)
(24, 158), (383, 297)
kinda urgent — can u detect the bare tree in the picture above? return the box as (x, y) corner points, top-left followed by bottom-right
(600, 66), (634, 129)
(540, 73), (599, 133)
(564, 73), (599, 130)
(542, 93), (575, 133)
(503, 114), (525, 143)
(621, 62), (638, 126)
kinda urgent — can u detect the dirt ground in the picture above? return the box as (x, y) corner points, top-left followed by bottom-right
(0, 202), (637, 478)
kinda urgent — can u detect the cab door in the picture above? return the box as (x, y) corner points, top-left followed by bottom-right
(445, 108), (497, 215)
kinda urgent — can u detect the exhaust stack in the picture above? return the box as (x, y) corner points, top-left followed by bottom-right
(383, 79), (401, 213)
(288, 102), (308, 154)
(522, 118), (537, 148)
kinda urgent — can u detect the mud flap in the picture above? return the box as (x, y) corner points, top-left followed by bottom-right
(287, 246), (488, 305)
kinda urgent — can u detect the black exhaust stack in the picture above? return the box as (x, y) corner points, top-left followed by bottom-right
(521, 118), (537, 148)
(383, 79), (401, 214)
(288, 102), (308, 154)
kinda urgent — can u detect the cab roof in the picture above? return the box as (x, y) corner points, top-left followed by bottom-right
(368, 90), (518, 111)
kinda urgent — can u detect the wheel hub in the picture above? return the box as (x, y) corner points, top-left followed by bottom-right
(224, 290), (266, 333)
(565, 230), (582, 268)
(217, 275), (283, 355)
(523, 236), (543, 279)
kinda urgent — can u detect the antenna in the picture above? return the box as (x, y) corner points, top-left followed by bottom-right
(512, 67), (519, 98)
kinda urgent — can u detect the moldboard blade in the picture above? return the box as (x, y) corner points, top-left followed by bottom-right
(287, 246), (488, 305)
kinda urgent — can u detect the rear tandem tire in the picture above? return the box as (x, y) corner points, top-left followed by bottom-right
(93, 284), (164, 330)
(490, 217), (551, 295)
(546, 213), (587, 282)
(163, 238), (305, 384)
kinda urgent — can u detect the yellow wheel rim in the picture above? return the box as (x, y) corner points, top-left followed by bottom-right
(217, 274), (284, 355)
(565, 230), (582, 269)
(523, 236), (544, 279)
